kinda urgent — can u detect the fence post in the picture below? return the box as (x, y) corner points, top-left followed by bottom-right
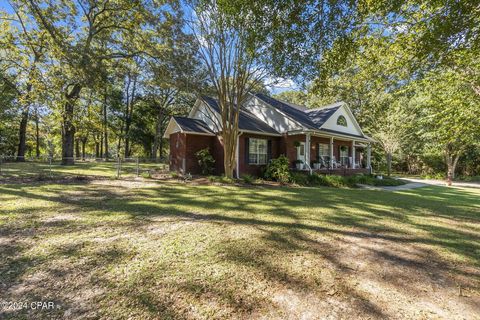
(136, 157), (139, 177)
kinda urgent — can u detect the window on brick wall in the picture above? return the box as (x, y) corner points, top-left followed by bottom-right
(318, 143), (330, 164)
(248, 138), (268, 165)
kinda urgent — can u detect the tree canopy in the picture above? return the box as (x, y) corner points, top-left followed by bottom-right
(0, 0), (478, 179)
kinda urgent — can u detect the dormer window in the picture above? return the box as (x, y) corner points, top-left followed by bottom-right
(337, 115), (347, 127)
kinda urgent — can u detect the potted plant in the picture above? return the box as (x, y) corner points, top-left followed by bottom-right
(293, 140), (301, 148)
(340, 145), (348, 152)
(293, 159), (304, 170)
(312, 160), (321, 170)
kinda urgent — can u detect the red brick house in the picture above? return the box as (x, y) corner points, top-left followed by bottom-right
(164, 93), (373, 177)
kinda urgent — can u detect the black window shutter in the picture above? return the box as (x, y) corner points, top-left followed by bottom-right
(317, 143), (320, 161)
(267, 139), (272, 162)
(245, 137), (249, 164)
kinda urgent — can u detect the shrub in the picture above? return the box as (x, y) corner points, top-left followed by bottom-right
(170, 171), (179, 179)
(306, 173), (326, 185)
(421, 172), (445, 180)
(323, 175), (351, 188)
(264, 155), (291, 184)
(458, 175), (480, 182)
(195, 148), (215, 175)
(355, 174), (369, 185)
(290, 173), (354, 188)
(290, 172), (308, 185)
(242, 174), (254, 184)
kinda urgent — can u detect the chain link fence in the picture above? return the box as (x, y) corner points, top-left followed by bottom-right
(0, 156), (169, 181)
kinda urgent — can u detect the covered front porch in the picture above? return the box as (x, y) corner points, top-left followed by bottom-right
(286, 131), (372, 175)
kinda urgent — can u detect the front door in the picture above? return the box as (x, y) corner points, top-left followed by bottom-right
(297, 142), (306, 163)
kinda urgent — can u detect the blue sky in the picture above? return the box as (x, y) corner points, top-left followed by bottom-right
(0, 0), (300, 95)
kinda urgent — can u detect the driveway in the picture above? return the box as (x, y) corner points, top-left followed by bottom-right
(402, 177), (480, 189)
(359, 177), (480, 191)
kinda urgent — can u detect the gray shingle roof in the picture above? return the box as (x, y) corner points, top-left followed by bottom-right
(254, 93), (317, 129)
(173, 116), (215, 135)
(305, 105), (341, 127)
(201, 96), (280, 135)
(254, 94), (368, 139)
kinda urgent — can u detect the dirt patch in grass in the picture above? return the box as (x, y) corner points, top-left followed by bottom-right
(0, 181), (479, 319)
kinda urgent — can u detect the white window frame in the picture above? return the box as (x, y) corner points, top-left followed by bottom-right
(248, 138), (268, 165)
(337, 115), (347, 127)
(318, 143), (330, 162)
(296, 142), (305, 162)
(340, 147), (349, 166)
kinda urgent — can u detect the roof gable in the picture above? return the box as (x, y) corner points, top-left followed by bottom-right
(252, 94), (367, 139)
(319, 105), (365, 137)
(163, 116), (215, 138)
(305, 103), (343, 127)
(174, 117), (215, 134)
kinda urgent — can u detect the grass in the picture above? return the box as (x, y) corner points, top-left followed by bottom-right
(0, 160), (167, 179)
(0, 164), (479, 319)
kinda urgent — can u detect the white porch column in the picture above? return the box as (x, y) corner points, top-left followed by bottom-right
(351, 140), (356, 168)
(329, 137), (334, 168)
(366, 143), (372, 172)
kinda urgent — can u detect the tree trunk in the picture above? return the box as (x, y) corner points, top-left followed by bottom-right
(16, 110), (29, 162)
(386, 152), (392, 177)
(75, 138), (80, 159)
(100, 135), (103, 159)
(446, 152), (461, 186)
(124, 136), (130, 158)
(123, 74), (136, 158)
(152, 105), (163, 161)
(81, 137), (87, 161)
(95, 137), (100, 158)
(103, 101), (109, 159)
(16, 62), (37, 162)
(159, 138), (164, 160)
(222, 130), (237, 178)
(117, 133), (122, 159)
(61, 84), (81, 165)
(35, 111), (40, 158)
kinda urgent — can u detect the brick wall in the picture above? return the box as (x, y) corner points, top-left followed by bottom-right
(239, 133), (281, 177)
(169, 132), (186, 172)
(170, 131), (362, 175)
(310, 136), (330, 163)
(184, 134), (215, 174)
(212, 135), (224, 175)
(280, 134), (305, 167)
(169, 133), (215, 174)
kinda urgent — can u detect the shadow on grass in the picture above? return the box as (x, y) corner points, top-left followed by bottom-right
(0, 181), (479, 318)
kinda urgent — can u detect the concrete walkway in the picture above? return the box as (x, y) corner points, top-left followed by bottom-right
(401, 177), (480, 189)
(357, 182), (427, 191)
(358, 177), (480, 191)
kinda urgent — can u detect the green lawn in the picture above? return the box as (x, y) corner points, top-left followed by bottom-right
(0, 178), (479, 319)
(0, 160), (167, 179)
